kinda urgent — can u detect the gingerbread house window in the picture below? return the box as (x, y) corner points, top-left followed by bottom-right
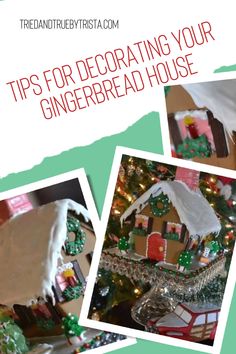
(53, 260), (85, 303)
(133, 214), (153, 235)
(13, 301), (61, 329)
(162, 221), (187, 243)
(168, 110), (228, 158)
(13, 305), (36, 328)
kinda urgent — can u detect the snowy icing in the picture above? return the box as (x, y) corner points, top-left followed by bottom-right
(120, 180), (221, 238)
(174, 109), (208, 121)
(0, 199), (90, 307)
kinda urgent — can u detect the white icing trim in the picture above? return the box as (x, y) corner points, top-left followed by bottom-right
(163, 239), (167, 263)
(146, 233), (151, 258)
(57, 262), (74, 274)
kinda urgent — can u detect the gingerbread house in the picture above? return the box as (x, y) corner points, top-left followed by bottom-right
(120, 168), (221, 266)
(0, 199), (95, 338)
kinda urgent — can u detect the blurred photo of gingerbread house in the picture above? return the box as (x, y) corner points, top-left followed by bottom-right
(166, 79), (236, 170)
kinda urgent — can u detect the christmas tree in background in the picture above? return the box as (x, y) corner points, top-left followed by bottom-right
(89, 156), (236, 332)
(200, 174), (236, 253)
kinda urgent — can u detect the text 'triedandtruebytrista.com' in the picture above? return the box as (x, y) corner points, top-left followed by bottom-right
(19, 18), (119, 30)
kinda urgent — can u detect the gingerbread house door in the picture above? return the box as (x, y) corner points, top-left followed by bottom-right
(147, 232), (166, 261)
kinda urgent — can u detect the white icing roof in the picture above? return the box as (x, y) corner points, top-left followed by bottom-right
(120, 180), (221, 238)
(0, 199), (90, 307)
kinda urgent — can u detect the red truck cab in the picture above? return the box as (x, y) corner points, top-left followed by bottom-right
(147, 303), (220, 342)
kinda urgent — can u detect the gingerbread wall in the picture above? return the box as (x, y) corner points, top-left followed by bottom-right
(140, 203), (180, 232)
(166, 85), (236, 170)
(134, 202), (186, 263)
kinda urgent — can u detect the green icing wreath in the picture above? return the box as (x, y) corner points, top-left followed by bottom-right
(149, 193), (170, 217)
(65, 217), (86, 256)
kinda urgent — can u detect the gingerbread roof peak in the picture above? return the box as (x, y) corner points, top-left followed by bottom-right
(120, 180), (221, 238)
(0, 199), (90, 307)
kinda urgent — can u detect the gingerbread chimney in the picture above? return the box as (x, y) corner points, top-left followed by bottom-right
(175, 167), (200, 191)
(0, 194), (33, 226)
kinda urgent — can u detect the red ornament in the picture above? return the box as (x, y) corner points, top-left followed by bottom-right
(227, 231), (234, 240)
(227, 200), (234, 208)
(157, 165), (168, 174)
